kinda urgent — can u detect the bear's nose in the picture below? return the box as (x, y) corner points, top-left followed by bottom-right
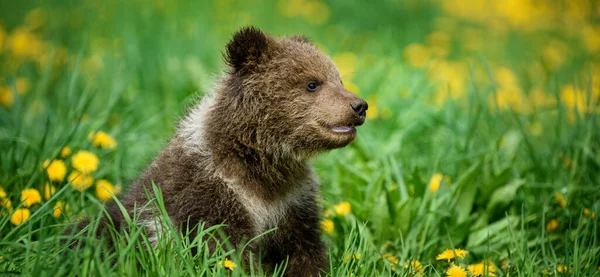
(351, 99), (368, 118)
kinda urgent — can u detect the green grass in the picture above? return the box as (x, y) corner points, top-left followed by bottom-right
(1, 0), (600, 276)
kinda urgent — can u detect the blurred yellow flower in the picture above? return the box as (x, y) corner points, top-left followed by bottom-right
(429, 61), (467, 105)
(546, 219), (558, 232)
(10, 208), (31, 225)
(583, 208), (591, 216)
(53, 201), (66, 217)
(542, 40), (567, 71)
(0, 86), (14, 108)
(344, 81), (360, 95)
(68, 171), (94, 192)
(446, 264), (467, 277)
(429, 173), (443, 193)
(8, 27), (44, 59)
(560, 84), (588, 113)
(15, 77), (30, 95)
(218, 258), (237, 270)
(43, 182), (56, 200)
(71, 150), (99, 174)
(427, 32), (451, 57)
(468, 261), (496, 276)
(1, 198), (12, 209)
(61, 146), (72, 158)
(333, 201), (351, 216)
(20, 188), (42, 207)
(90, 131), (117, 149)
(0, 25), (5, 52)
(96, 179), (118, 201)
(528, 88), (556, 109)
(436, 248), (469, 262)
(333, 52), (358, 81)
(344, 253), (361, 263)
(382, 253), (398, 264)
(0, 186), (5, 198)
(43, 159), (67, 182)
(301, 0), (330, 25)
(554, 193), (567, 208)
(557, 265), (571, 274)
(366, 95), (379, 119)
(321, 219), (334, 235)
(581, 25), (600, 53)
(25, 9), (46, 30)
(404, 259), (423, 272)
(404, 43), (431, 68)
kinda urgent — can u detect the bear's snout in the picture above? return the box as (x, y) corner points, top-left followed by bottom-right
(351, 99), (368, 126)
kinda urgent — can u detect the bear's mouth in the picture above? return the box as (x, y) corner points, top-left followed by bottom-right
(329, 125), (356, 134)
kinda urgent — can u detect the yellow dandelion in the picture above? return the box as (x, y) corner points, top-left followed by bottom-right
(556, 265), (571, 274)
(467, 261), (496, 276)
(546, 219), (558, 232)
(382, 253), (398, 264)
(404, 43), (431, 68)
(68, 171), (94, 192)
(43, 159), (67, 182)
(95, 179), (117, 201)
(8, 27), (44, 59)
(0, 86), (14, 108)
(71, 150), (99, 174)
(554, 193), (567, 208)
(60, 146), (72, 158)
(10, 208), (31, 225)
(1, 198), (12, 209)
(365, 95), (379, 119)
(90, 131), (117, 149)
(344, 253), (361, 263)
(0, 186), (6, 198)
(446, 264), (467, 277)
(0, 24), (5, 51)
(404, 259), (423, 272)
(429, 173), (443, 192)
(20, 188), (42, 207)
(218, 258), (237, 270)
(333, 201), (351, 216)
(300, 0), (330, 25)
(43, 182), (56, 200)
(584, 208), (590, 216)
(53, 201), (66, 217)
(321, 219), (334, 235)
(436, 249), (469, 262)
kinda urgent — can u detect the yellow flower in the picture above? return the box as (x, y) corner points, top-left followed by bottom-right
(365, 95), (379, 119)
(68, 171), (94, 192)
(0, 186), (6, 198)
(43, 182), (56, 200)
(95, 179), (117, 201)
(218, 258), (237, 270)
(546, 219), (558, 232)
(446, 264), (467, 277)
(436, 249), (469, 262)
(344, 253), (361, 263)
(404, 259), (423, 272)
(71, 150), (99, 174)
(8, 27), (44, 59)
(556, 265), (571, 274)
(15, 77), (30, 95)
(60, 146), (72, 158)
(404, 43), (431, 68)
(426, 32), (451, 57)
(560, 84), (588, 114)
(53, 201), (66, 217)
(554, 193), (567, 208)
(468, 261), (497, 276)
(90, 131), (117, 149)
(584, 208), (590, 216)
(321, 219), (334, 235)
(382, 253), (398, 264)
(429, 173), (443, 192)
(0, 25), (5, 51)
(43, 159), (67, 182)
(581, 25), (600, 54)
(1, 198), (12, 209)
(20, 188), (42, 207)
(333, 201), (351, 216)
(0, 86), (14, 108)
(10, 208), (31, 225)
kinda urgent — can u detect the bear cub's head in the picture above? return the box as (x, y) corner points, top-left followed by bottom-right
(216, 26), (367, 158)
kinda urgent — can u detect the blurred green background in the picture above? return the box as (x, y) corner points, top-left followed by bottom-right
(0, 0), (599, 276)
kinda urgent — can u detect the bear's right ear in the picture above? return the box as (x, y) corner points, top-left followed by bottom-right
(224, 26), (269, 74)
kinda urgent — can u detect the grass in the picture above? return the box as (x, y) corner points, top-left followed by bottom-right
(1, 0), (600, 276)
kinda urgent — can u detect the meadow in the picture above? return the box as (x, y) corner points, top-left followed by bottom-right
(1, 0), (599, 276)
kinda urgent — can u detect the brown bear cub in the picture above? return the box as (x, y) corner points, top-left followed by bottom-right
(103, 26), (367, 276)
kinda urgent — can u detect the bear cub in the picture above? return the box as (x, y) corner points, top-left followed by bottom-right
(104, 26), (367, 276)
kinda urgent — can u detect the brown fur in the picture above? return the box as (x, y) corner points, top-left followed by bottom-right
(102, 27), (367, 276)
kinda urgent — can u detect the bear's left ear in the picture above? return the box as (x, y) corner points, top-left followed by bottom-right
(225, 26), (269, 74)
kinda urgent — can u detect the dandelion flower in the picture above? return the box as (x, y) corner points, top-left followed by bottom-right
(0, 186), (6, 198)
(71, 150), (99, 174)
(60, 146), (72, 158)
(404, 259), (423, 272)
(10, 208), (31, 225)
(333, 201), (351, 216)
(218, 258), (237, 270)
(43, 159), (67, 182)
(429, 173), (443, 192)
(53, 201), (66, 217)
(404, 43), (431, 68)
(382, 253), (398, 264)
(446, 264), (467, 277)
(68, 171), (94, 191)
(554, 193), (567, 208)
(436, 248), (469, 262)
(20, 188), (42, 207)
(43, 182), (56, 200)
(95, 179), (117, 201)
(546, 219), (558, 232)
(344, 253), (361, 263)
(1, 198), (11, 209)
(468, 261), (496, 276)
(90, 131), (117, 149)
(0, 86), (14, 108)
(321, 219), (334, 235)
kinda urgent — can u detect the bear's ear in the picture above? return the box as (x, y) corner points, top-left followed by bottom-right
(225, 26), (269, 74)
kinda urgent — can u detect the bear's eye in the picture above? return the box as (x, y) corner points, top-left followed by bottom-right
(306, 81), (320, 92)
